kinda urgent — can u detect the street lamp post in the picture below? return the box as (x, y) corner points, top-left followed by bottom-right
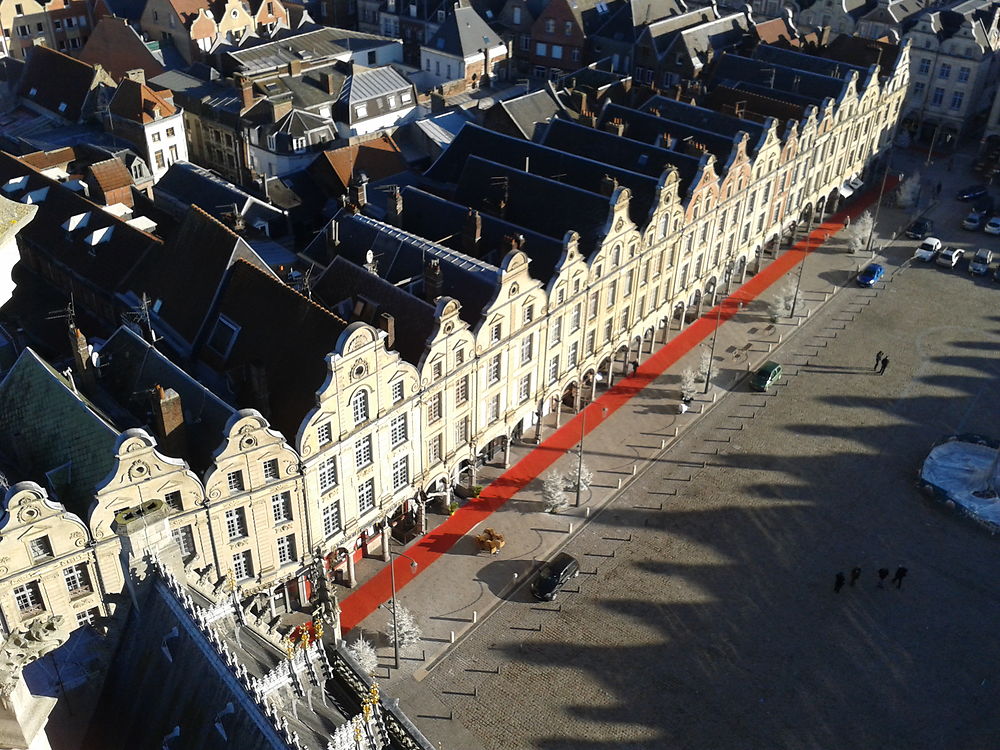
(703, 270), (731, 394)
(574, 406), (606, 506)
(866, 152), (896, 254)
(388, 551), (418, 670)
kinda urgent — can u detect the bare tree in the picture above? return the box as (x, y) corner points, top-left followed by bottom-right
(679, 368), (697, 401)
(698, 349), (712, 382)
(542, 470), (569, 513)
(896, 173), (921, 209)
(565, 461), (593, 493)
(348, 635), (379, 675)
(386, 605), (421, 649)
(843, 210), (875, 254)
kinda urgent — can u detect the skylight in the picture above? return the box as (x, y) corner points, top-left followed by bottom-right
(62, 212), (91, 232)
(84, 226), (114, 246)
(2, 176), (29, 194)
(21, 187), (49, 204)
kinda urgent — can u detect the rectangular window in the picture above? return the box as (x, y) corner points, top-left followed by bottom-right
(392, 456), (409, 490)
(276, 534), (296, 565)
(932, 87), (944, 106)
(318, 456), (338, 492)
(570, 304), (581, 332)
(155, 150), (165, 169)
(232, 550), (253, 581)
(455, 348), (465, 365)
(958, 66), (970, 83)
(13, 582), (44, 617)
(358, 478), (375, 514)
(227, 471), (245, 492)
(522, 305), (534, 324)
(568, 341), (579, 368)
(28, 536), (53, 560)
(551, 44), (562, 59)
(172, 525), (196, 559)
(490, 323), (501, 343)
(603, 319), (612, 343)
(355, 104), (368, 118)
(390, 414), (408, 446)
(322, 502), (341, 538)
(521, 335), (533, 365)
(271, 492), (293, 524)
(586, 330), (596, 355)
(262, 459), (279, 481)
(950, 91), (964, 110)
(391, 380), (404, 404)
(152, 131), (161, 143)
(551, 317), (562, 343)
(536, 42), (546, 56)
(169, 144), (178, 162)
(432, 360), (443, 380)
(518, 374), (531, 403)
(429, 392), (443, 422)
(164, 490), (182, 510)
(607, 280), (617, 307)
(520, 35), (530, 51)
(488, 354), (501, 384)
(488, 394), (501, 423)
(938, 62), (951, 79)
(225, 508), (248, 541)
(913, 81), (925, 96)
(455, 417), (469, 445)
(354, 436), (373, 469)
(619, 309), (629, 332)
(548, 355), (559, 384)
(63, 564), (92, 598)
(76, 608), (100, 628)
(428, 433), (442, 463)
(456, 376), (469, 404)
(589, 293), (598, 319)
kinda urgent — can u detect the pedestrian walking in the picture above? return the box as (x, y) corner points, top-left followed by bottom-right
(879, 356), (890, 375)
(844, 215), (851, 229)
(892, 567), (908, 589)
(877, 568), (889, 588)
(850, 567), (861, 586)
(630, 359), (639, 376)
(834, 572), (846, 593)
(874, 351), (885, 370)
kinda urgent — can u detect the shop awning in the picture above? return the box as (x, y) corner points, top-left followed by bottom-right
(838, 182), (855, 198)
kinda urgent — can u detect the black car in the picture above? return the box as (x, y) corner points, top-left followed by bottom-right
(957, 185), (988, 201)
(531, 552), (580, 601)
(905, 218), (934, 239)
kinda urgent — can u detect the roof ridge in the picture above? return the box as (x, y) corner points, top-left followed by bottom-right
(229, 257), (350, 326)
(188, 203), (242, 242)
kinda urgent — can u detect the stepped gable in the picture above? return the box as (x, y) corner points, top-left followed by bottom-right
(425, 123), (658, 224)
(398, 186), (566, 283)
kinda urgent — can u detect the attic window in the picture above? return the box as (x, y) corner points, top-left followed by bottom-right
(2, 176), (29, 194)
(207, 315), (240, 358)
(401, 91), (412, 103)
(62, 212), (91, 232)
(437, 9), (444, 21)
(28, 87), (37, 96)
(84, 226), (114, 246)
(355, 104), (368, 118)
(21, 187), (48, 204)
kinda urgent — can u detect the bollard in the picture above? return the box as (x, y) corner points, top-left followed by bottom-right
(617, 477), (622, 489)
(450, 631), (455, 643)
(778, 334), (782, 344)
(660, 438), (666, 449)
(568, 523), (573, 533)
(473, 611), (478, 624)
(672, 427), (678, 437)
(585, 507), (591, 518)
(766, 343), (772, 352)
(712, 392), (717, 403)
(632, 464), (637, 475)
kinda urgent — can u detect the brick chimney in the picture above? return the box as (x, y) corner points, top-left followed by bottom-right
(386, 186), (403, 226)
(238, 78), (256, 111)
(461, 208), (482, 256)
(288, 58), (303, 76)
(124, 68), (145, 84)
(378, 312), (396, 348)
(423, 258), (443, 303)
(321, 71), (338, 95)
(151, 385), (188, 458)
(349, 171), (368, 209)
(69, 325), (97, 391)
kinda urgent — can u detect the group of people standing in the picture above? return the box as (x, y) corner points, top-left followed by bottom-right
(834, 566), (907, 593)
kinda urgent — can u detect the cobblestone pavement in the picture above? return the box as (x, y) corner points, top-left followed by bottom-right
(401, 198), (1000, 749)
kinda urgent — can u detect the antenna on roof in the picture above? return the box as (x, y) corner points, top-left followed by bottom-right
(760, 67), (776, 88)
(44, 296), (76, 329)
(121, 293), (160, 345)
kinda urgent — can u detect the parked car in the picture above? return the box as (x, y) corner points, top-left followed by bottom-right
(749, 361), (782, 392)
(857, 263), (885, 287)
(957, 185), (988, 201)
(972, 196), (995, 216)
(969, 248), (993, 275)
(994, 264), (1000, 282)
(905, 218), (934, 239)
(963, 212), (985, 230)
(914, 237), (942, 261)
(985, 217), (1000, 235)
(531, 553), (580, 601)
(936, 246), (964, 268)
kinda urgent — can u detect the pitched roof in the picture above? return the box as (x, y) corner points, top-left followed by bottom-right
(165, 0), (214, 26)
(197, 260), (349, 440)
(152, 161), (285, 229)
(224, 26), (396, 76)
(124, 206), (272, 344)
(424, 3), (504, 57)
(754, 16), (800, 46)
(17, 46), (104, 122)
(109, 77), (178, 124)
(308, 135), (407, 197)
(0, 348), (118, 517)
(88, 158), (134, 194)
(493, 88), (566, 139)
(79, 17), (167, 83)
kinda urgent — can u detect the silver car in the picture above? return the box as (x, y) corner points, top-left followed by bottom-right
(937, 247), (964, 268)
(969, 248), (993, 275)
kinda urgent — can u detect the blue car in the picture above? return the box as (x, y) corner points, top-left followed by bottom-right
(857, 263), (884, 287)
(957, 185), (988, 201)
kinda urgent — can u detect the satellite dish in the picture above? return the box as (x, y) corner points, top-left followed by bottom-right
(365, 249), (374, 264)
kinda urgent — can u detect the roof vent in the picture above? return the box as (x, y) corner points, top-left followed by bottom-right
(62, 212), (91, 232)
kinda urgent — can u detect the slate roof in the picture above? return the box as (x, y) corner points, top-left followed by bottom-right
(153, 162), (286, 228)
(326, 212), (500, 329)
(339, 65), (413, 106)
(643, 6), (719, 57)
(493, 88), (566, 139)
(702, 84), (806, 124)
(0, 349), (118, 517)
(79, 17), (167, 83)
(675, 11), (751, 67)
(707, 54), (847, 107)
(197, 259), (348, 440)
(308, 135), (408, 197)
(399, 185), (567, 283)
(600, 102), (737, 165)
(310, 255), (437, 366)
(754, 44), (874, 91)
(753, 16), (800, 47)
(818, 35), (903, 76)
(109, 78), (178, 124)
(96, 326), (237, 469)
(123, 205), (273, 345)
(224, 26), (396, 75)
(639, 95), (769, 154)
(17, 46), (103, 123)
(426, 123), (658, 224)
(424, 3), (504, 58)
(0, 152), (161, 292)
(149, 69), (243, 124)
(88, 158), (134, 194)
(589, 0), (685, 45)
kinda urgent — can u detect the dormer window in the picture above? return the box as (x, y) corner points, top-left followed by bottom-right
(62, 212), (91, 232)
(409, 3), (416, 16)
(544, 18), (554, 32)
(207, 315), (240, 358)
(57, 102), (67, 113)
(21, 187), (48, 204)
(84, 226), (113, 246)
(355, 103), (368, 118)
(3, 176), (28, 194)
(387, 0), (395, 10)
(437, 8), (444, 21)
(267, 133), (277, 150)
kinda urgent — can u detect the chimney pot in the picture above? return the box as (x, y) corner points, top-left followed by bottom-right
(151, 385), (188, 458)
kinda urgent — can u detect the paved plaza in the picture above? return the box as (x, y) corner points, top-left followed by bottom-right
(343, 149), (1000, 750)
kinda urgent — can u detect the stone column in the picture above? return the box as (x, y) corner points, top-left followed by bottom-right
(534, 399), (544, 442)
(344, 552), (356, 588)
(380, 524), (391, 562)
(590, 376), (598, 402)
(606, 357), (614, 387)
(502, 436), (511, 468)
(555, 399), (562, 428)
(416, 499), (426, 534)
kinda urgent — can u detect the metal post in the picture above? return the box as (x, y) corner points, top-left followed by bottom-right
(388, 551), (418, 670)
(866, 153), (892, 254)
(574, 409), (586, 507)
(703, 287), (725, 394)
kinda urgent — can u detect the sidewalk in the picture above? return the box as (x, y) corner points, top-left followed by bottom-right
(339, 146), (973, 698)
